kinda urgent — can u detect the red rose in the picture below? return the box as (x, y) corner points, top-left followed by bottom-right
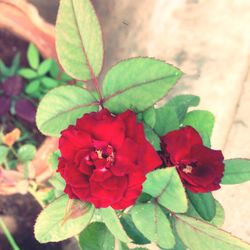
(57, 109), (161, 209)
(160, 126), (224, 193)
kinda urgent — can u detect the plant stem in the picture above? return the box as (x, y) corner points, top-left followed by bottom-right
(0, 218), (21, 250)
(28, 186), (45, 208)
(10, 147), (18, 159)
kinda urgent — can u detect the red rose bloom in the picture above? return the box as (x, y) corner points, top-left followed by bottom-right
(160, 126), (224, 193)
(57, 109), (161, 209)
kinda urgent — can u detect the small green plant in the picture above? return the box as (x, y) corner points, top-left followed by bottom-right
(0, 128), (36, 170)
(18, 44), (73, 99)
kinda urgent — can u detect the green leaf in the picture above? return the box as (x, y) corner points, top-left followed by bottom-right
(60, 72), (73, 82)
(144, 125), (161, 151)
(182, 110), (214, 147)
(187, 199), (225, 227)
(49, 173), (65, 192)
(38, 59), (53, 76)
(49, 150), (60, 171)
(143, 168), (188, 213)
(36, 85), (99, 137)
(171, 229), (187, 250)
(175, 215), (250, 250)
(25, 80), (40, 94)
(186, 190), (216, 221)
(120, 214), (150, 245)
(10, 53), (21, 75)
(167, 95), (200, 122)
(50, 60), (60, 78)
(34, 195), (94, 243)
(143, 108), (156, 128)
(131, 203), (175, 249)
(79, 222), (115, 250)
(17, 144), (36, 163)
(136, 193), (152, 204)
(119, 242), (149, 250)
(210, 200), (225, 227)
(27, 44), (40, 69)
(0, 145), (9, 164)
(18, 68), (37, 79)
(41, 77), (58, 89)
(103, 58), (182, 113)
(222, 159), (250, 184)
(119, 242), (129, 250)
(154, 104), (179, 136)
(56, 0), (103, 80)
(99, 207), (131, 243)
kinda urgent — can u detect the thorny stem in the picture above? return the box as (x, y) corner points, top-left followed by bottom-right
(90, 70), (104, 109)
(0, 218), (21, 250)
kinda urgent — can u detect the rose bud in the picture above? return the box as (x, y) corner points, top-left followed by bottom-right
(160, 126), (224, 193)
(57, 109), (161, 209)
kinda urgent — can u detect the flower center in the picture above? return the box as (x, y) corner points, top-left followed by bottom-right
(85, 144), (115, 169)
(182, 165), (193, 174)
(95, 145), (115, 163)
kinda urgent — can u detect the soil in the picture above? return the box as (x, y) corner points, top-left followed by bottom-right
(0, 30), (78, 250)
(0, 194), (71, 250)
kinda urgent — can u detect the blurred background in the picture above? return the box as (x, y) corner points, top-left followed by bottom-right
(0, 0), (250, 249)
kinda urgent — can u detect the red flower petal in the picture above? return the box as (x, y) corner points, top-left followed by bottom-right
(161, 126), (203, 164)
(59, 126), (92, 161)
(58, 109), (161, 209)
(161, 126), (224, 193)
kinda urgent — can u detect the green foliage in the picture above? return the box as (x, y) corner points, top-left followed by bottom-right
(0, 53), (20, 81)
(167, 95), (200, 122)
(99, 208), (131, 243)
(38, 59), (53, 76)
(131, 203), (175, 249)
(143, 125), (161, 151)
(154, 104), (179, 136)
(103, 58), (182, 113)
(187, 191), (216, 221)
(120, 214), (150, 245)
(17, 144), (36, 163)
(17, 44), (72, 100)
(79, 222), (115, 250)
(41, 77), (58, 89)
(143, 168), (188, 213)
(187, 200), (225, 227)
(34, 195), (94, 243)
(56, 0), (103, 81)
(222, 159), (250, 184)
(18, 68), (37, 79)
(0, 146), (9, 164)
(49, 174), (65, 197)
(36, 86), (99, 136)
(49, 151), (60, 171)
(27, 44), (40, 69)
(32, 0), (250, 248)
(143, 108), (156, 128)
(175, 215), (250, 250)
(182, 110), (214, 147)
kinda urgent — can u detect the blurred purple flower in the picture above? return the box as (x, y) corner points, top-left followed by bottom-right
(1, 76), (24, 96)
(0, 96), (11, 115)
(15, 99), (36, 123)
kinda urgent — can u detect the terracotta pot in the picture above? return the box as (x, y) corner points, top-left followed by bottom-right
(0, 0), (58, 195)
(0, 0), (56, 59)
